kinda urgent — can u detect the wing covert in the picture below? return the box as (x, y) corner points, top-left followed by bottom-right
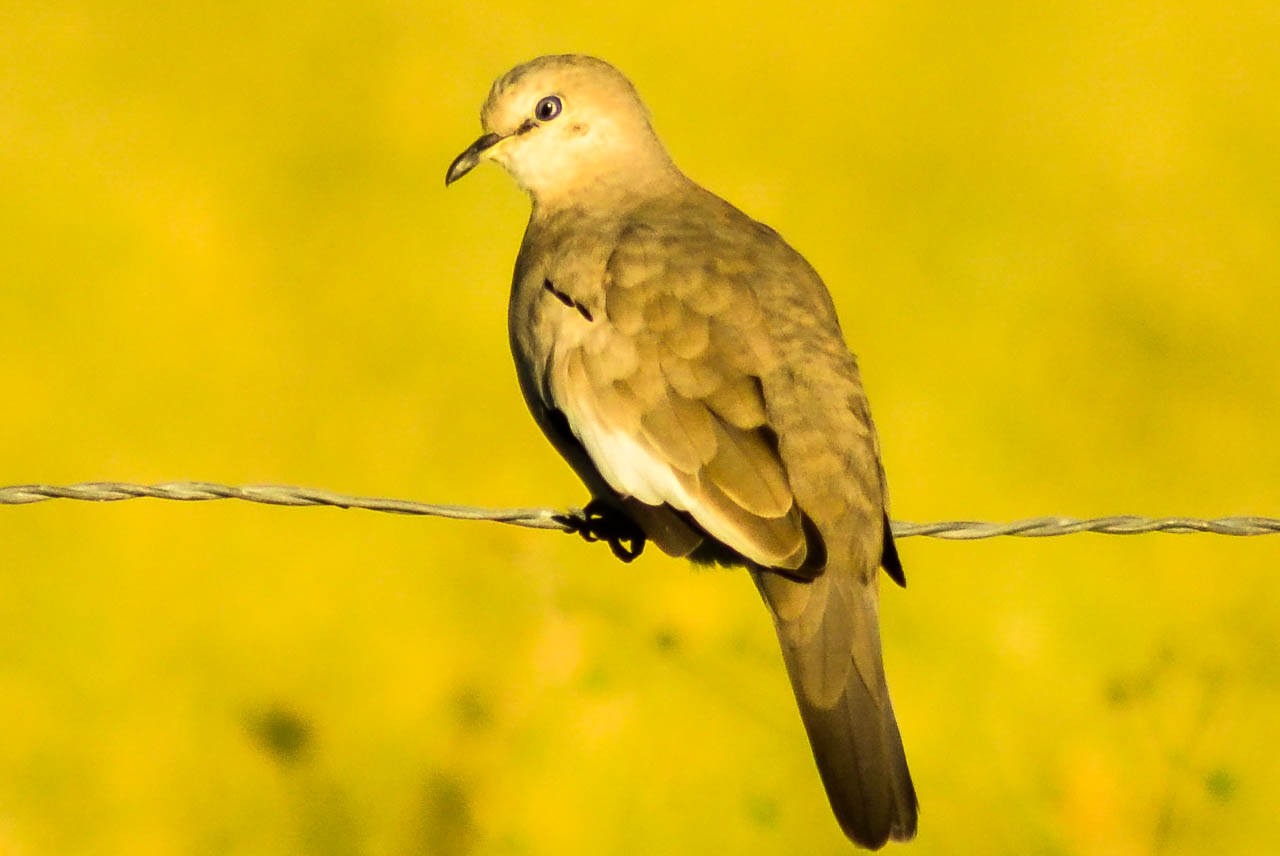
(544, 223), (810, 571)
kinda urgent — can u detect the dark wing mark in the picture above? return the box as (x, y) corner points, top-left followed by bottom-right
(881, 512), (906, 587)
(543, 278), (594, 322)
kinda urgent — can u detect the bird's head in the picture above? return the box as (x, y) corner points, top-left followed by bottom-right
(446, 55), (680, 203)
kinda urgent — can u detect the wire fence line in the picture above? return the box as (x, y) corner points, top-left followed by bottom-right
(3, 481), (1278, 539)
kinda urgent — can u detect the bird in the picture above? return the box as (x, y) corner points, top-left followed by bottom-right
(446, 54), (917, 849)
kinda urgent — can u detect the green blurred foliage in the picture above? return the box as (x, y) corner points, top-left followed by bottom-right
(2, 1), (1279, 853)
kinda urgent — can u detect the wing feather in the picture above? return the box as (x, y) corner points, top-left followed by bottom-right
(545, 226), (810, 570)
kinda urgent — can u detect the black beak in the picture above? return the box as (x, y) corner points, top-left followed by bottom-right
(445, 132), (502, 186)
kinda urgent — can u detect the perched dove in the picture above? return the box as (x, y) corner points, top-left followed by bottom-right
(447, 55), (917, 848)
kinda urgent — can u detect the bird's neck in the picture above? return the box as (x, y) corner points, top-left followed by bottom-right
(529, 157), (690, 214)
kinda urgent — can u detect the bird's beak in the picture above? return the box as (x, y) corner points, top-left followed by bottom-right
(445, 132), (503, 186)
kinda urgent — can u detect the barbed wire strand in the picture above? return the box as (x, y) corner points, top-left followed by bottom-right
(3, 481), (1277, 538)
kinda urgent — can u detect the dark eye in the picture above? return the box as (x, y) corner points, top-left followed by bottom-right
(534, 95), (562, 121)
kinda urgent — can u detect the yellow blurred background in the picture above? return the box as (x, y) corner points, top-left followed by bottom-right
(2, 1), (1278, 853)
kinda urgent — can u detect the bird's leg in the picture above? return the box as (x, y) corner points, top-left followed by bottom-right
(555, 499), (646, 562)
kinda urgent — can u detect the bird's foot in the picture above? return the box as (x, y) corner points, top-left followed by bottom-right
(555, 499), (646, 563)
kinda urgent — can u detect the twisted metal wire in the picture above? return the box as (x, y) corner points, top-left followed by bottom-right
(3, 481), (1277, 538)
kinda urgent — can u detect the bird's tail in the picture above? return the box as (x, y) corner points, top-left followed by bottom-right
(753, 562), (917, 849)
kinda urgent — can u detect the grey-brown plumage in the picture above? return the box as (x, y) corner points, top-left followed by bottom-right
(447, 55), (917, 848)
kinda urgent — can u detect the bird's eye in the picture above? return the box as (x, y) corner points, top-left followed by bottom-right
(534, 95), (562, 121)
